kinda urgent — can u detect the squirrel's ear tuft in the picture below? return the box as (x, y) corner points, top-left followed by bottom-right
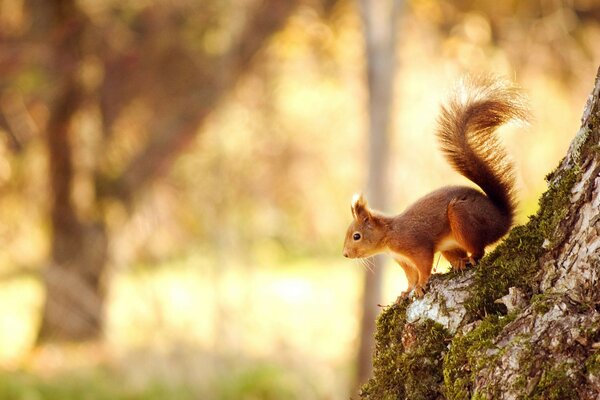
(351, 193), (370, 221)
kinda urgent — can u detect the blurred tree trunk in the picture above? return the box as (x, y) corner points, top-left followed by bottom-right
(36, 0), (302, 342)
(38, 0), (108, 341)
(354, 0), (402, 393)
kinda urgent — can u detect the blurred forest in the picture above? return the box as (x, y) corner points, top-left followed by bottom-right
(0, 0), (599, 399)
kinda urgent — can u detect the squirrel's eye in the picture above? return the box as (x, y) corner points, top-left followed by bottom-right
(353, 232), (361, 241)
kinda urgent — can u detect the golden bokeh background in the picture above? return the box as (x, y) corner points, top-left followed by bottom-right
(0, 0), (598, 398)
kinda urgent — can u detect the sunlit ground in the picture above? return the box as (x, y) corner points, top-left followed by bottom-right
(0, 253), (422, 399)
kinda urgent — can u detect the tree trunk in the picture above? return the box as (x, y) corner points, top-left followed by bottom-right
(37, 0), (108, 342)
(39, 225), (108, 341)
(359, 67), (600, 399)
(354, 0), (402, 393)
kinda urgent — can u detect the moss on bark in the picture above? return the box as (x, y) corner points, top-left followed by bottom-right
(443, 313), (516, 400)
(360, 298), (452, 400)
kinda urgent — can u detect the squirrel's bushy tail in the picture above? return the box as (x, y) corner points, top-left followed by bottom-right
(436, 75), (529, 223)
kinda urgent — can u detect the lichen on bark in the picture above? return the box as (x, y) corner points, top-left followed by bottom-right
(359, 67), (600, 400)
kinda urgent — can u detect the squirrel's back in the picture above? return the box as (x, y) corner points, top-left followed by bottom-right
(436, 75), (529, 225)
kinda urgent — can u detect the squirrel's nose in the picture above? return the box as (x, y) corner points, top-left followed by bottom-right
(343, 251), (349, 258)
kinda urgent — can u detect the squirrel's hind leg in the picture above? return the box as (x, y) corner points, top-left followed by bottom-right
(447, 199), (486, 266)
(442, 248), (470, 271)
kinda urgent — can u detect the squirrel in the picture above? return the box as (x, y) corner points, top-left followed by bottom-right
(342, 75), (529, 298)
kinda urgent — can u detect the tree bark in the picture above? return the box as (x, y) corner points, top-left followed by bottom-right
(359, 67), (600, 399)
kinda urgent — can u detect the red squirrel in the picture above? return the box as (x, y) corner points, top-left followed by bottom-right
(342, 75), (529, 298)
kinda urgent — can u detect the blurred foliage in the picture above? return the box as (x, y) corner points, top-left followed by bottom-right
(0, 256), (364, 399)
(214, 364), (310, 400)
(0, 0), (598, 267)
(0, 370), (197, 400)
(159, 0), (600, 262)
(0, 362), (309, 400)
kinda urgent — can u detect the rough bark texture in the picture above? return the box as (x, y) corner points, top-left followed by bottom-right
(359, 67), (600, 400)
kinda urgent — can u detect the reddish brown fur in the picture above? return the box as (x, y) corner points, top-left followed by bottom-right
(343, 76), (529, 298)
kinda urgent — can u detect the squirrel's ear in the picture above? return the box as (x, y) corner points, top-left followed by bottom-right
(351, 193), (370, 221)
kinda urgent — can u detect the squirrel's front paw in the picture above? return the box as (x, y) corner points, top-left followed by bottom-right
(413, 286), (425, 298)
(395, 291), (410, 304)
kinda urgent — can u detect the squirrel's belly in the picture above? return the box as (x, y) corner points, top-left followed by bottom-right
(387, 250), (417, 268)
(437, 236), (461, 252)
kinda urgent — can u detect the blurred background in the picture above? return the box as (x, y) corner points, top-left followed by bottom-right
(0, 0), (598, 399)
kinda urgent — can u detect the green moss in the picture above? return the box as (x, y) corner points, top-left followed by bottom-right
(443, 313), (516, 400)
(360, 300), (409, 399)
(530, 293), (557, 314)
(464, 165), (580, 320)
(585, 352), (600, 377)
(0, 369), (199, 400)
(444, 163), (581, 396)
(583, 319), (600, 378)
(529, 362), (578, 400)
(360, 299), (452, 400)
